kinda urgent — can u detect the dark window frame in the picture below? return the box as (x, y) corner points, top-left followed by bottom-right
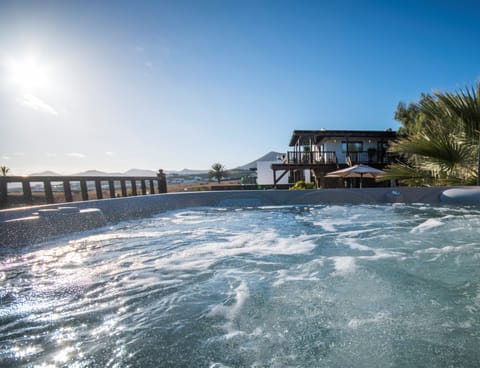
(341, 141), (363, 153)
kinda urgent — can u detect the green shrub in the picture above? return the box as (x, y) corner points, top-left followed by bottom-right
(289, 181), (316, 190)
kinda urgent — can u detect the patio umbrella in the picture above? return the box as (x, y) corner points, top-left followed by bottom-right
(325, 164), (386, 188)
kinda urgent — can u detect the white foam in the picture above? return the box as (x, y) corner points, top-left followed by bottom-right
(415, 244), (475, 255)
(332, 256), (356, 275)
(272, 258), (326, 287)
(209, 280), (249, 320)
(315, 220), (337, 232)
(209, 363), (233, 368)
(72, 231), (164, 244)
(348, 312), (391, 329)
(342, 238), (373, 252)
(272, 271), (321, 287)
(208, 281), (252, 337)
(222, 326), (263, 340)
(313, 217), (355, 232)
(359, 249), (406, 261)
(154, 230), (317, 273)
(410, 218), (445, 233)
(459, 320), (474, 329)
(344, 236), (406, 260)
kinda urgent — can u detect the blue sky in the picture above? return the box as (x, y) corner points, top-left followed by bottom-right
(1, 0), (479, 174)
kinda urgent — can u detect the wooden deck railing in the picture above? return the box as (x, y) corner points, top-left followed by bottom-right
(286, 151), (338, 164)
(0, 172), (167, 209)
(285, 151), (394, 165)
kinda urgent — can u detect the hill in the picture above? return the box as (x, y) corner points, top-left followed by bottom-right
(68, 169), (156, 177)
(29, 170), (62, 176)
(235, 151), (284, 170)
(124, 168), (158, 176)
(69, 169), (121, 177)
(175, 168), (209, 175)
(26, 151), (286, 177)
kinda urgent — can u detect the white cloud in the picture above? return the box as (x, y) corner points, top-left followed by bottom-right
(105, 151), (114, 156)
(21, 93), (58, 115)
(68, 152), (86, 159)
(2, 156), (10, 160)
(144, 60), (153, 68)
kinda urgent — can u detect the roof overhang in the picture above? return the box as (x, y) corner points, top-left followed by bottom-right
(288, 129), (397, 146)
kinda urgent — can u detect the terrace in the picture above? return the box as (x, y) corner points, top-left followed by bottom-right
(271, 129), (398, 187)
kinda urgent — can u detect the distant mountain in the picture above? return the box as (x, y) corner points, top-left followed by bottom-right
(70, 169), (118, 177)
(177, 168), (209, 175)
(26, 152), (285, 178)
(70, 169), (158, 177)
(235, 151), (284, 170)
(124, 168), (157, 176)
(29, 170), (62, 176)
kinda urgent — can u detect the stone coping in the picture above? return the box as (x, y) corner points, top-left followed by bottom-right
(1, 187), (480, 247)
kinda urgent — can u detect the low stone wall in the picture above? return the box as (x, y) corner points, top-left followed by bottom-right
(1, 187), (479, 247)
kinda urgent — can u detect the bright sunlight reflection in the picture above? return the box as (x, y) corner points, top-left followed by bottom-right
(5, 55), (51, 92)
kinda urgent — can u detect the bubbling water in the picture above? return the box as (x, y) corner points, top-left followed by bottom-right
(1, 204), (480, 367)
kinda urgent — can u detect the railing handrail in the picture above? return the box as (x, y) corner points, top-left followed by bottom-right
(284, 150), (394, 165)
(286, 150), (337, 164)
(0, 173), (167, 209)
(0, 175), (161, 182)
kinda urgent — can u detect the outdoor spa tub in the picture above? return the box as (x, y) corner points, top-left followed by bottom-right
(1, 187), (480, 367)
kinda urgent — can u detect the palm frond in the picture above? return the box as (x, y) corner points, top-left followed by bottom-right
(381, 162), (434, 186)
(434, 83), (480, 141)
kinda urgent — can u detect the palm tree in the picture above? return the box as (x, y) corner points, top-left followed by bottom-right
(431, 83), (480, 184)
(209, 163), (226, 183)
(384, 81), (480, 186)
(1, 166), (10, 176)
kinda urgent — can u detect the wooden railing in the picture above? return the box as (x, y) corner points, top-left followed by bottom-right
(286, 151), (338, 164)
(285, 151), (394, 165)
(0, 172), (167, 209)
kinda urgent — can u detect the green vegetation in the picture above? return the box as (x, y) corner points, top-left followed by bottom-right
(289, 180), (315, 190)
(208, 163), (227, 183)
(384, 81), (480, 186)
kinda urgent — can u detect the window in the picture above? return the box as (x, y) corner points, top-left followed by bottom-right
(341, 141), (363, 152)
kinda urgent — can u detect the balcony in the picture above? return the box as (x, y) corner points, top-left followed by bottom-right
(285, 151), (337, 164)
(283, 150), (395, 166)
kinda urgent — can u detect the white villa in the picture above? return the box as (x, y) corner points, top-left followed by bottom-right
(259, 129), (397, 188)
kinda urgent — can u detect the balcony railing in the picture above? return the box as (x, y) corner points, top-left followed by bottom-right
(284, 151), (394, 165)
(286, 151), (337, 164)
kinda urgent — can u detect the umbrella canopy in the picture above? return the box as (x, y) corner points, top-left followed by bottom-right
(325, 164), (386, 188)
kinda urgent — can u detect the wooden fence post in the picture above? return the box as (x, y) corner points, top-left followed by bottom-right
(44, 180), (54, 204)
(63, 180), (73, 202)
(22, 180), (33, 204)
(149, 179), (155, 194)
(109, 180), (116, 198)
(120, 180), (127, 197)
(95, 180), (103, 199)
(0, 179), (7, 207)
(80, 180), (89, 200)
(131, 180), (137, 196)
(157, 170), (167, 193)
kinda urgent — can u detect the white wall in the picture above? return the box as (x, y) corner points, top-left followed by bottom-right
(257, 161), (312, 185)
(257, 161), (289, 185)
